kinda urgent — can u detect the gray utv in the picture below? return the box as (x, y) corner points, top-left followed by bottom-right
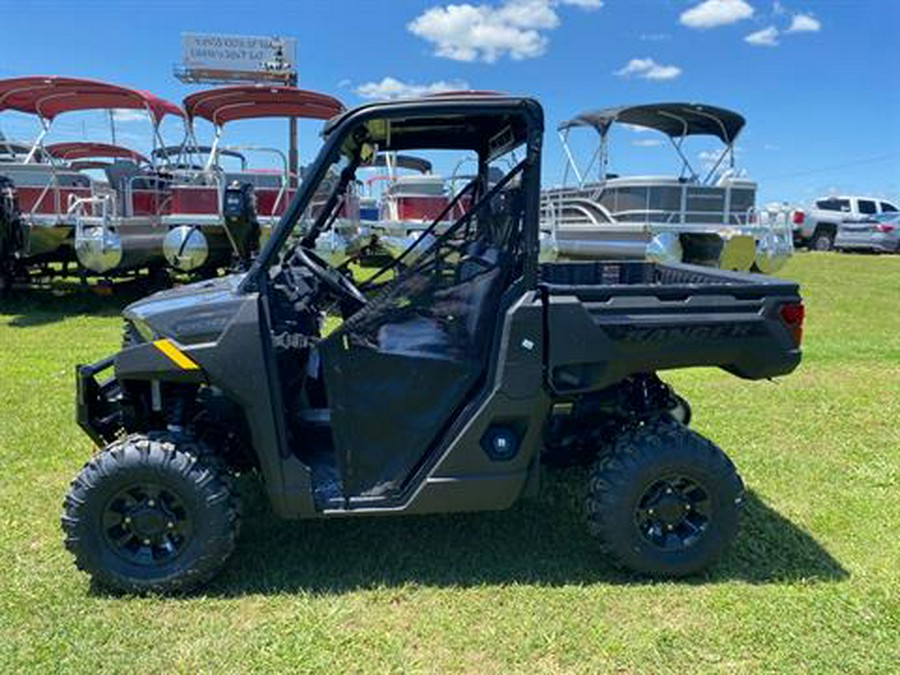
(64, 95), (805, 593)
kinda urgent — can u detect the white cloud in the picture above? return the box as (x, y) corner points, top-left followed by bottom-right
(680, 0), (754, 29)
(698, 147), (742, 170)
(745, 25), (780, 46)
(698, 148), (726, 171)
(764, 143), (780, 151)
(336, 78), (352, 89)
(558, 0), (603, 7)
(639, 33), (671, 41)
(111, 109), (149, 123)
(354, 77), (471, 100)
(615, 57), (682, 81)
(632, 138), (663, 148)
(787, 13), (821, 32)
(407, 0), (602, 63)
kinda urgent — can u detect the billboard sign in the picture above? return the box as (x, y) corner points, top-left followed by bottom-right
(178, 33), (297, 83)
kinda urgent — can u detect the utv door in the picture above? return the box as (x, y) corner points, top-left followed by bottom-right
(319, 188), (525, 499)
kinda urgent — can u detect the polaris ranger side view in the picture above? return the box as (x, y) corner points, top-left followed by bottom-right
(64, 95), (804, 593)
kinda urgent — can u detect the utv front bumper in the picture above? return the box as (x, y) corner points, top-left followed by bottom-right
(76, 356), (123, 446)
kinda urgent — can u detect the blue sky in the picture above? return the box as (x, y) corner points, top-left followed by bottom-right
(1, 0), (898, 205)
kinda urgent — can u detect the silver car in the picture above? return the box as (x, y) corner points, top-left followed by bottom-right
(835, 212), (900, 253)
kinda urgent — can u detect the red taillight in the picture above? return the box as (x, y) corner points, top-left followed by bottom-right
(791, 210), (805, 225)
(875, 224), (895, 233)
(779, 302), (805, 346)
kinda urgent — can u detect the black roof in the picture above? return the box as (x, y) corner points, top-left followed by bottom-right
(322, 94), (543, 160)
(559, 102), (745, 144)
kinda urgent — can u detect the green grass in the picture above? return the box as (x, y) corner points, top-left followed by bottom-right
(1, 253), (898, 673)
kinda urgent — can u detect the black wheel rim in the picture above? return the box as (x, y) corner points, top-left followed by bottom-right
(633, 475), (711, 551)
(102, 483), (193, 566)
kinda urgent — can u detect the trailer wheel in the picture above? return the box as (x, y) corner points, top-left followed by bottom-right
(586, 419), (743, 577)
(61, 434), (240, 594)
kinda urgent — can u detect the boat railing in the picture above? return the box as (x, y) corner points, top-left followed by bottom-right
(123, 174), (172, 217)
(70, 193), (114, 253)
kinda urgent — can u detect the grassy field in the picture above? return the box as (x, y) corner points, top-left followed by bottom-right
(1, 253), (898, 673)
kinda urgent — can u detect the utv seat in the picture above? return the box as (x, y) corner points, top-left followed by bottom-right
(376, 243), (506, 360)
(104, 161), (143, 215)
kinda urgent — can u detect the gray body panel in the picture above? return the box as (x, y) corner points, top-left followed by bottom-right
(835, 222), (900, 253)
(88, 260), (800, 519)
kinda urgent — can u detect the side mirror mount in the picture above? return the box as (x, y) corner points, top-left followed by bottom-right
(359, 142), (378, 166)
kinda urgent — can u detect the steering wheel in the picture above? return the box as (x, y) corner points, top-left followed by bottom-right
(293, 247), (368, 310)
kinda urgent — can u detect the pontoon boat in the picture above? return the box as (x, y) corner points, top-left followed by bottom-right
(543, 102), (792, 272)
(0, 76), (185, 274)
(162, 85), (346, 272)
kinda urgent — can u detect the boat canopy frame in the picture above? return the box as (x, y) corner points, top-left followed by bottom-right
(45, 142), (150, 166)
(0, 76), (184, 165)
(181, 85), (344, 173)
(557, 102), (747, 188)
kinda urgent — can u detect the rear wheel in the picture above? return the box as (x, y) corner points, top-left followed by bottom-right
(810, 228), (835, 251)
(586, 419), (743, 577)
(61, 434), (240, 594)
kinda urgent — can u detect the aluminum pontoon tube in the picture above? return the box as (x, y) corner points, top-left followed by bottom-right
(162, 225), (233, 272)
(162, 225), (209, 272)
(553, 231), (683, 264)
(752, 230), (792, 274)
(76, 226), (166, 274)
(538, 230), (559, 262)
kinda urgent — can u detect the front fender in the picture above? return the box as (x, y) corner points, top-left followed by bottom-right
(115, 339), (207, 384)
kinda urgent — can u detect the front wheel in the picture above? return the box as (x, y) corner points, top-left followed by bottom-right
(586, 419), (743, 577)
(61, 434), (240, 594)
(665, 393), (692, 426)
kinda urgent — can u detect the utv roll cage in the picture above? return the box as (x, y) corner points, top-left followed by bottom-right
(243, 95), (544, 292)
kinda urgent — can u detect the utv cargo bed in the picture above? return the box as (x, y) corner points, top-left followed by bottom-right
(539, 261), (803, 394)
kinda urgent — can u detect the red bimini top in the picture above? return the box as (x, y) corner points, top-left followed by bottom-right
(0, 76), (184, 125)
(45, 142), (149, 165)
(183, 85), (344, 126)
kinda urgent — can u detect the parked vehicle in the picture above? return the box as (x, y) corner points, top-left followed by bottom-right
(792, 196), (899, 251)
(162, 85), (346, 272)
(65, 94), (804, 593)
(543, 102), (792, 273)
(0, 76), (184, 274)
(835, 211), (900, 253)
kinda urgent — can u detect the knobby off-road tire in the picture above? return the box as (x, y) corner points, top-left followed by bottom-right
(121, 321), (143, 348)
(666, 393), (692, 427)
(586, 419), (743, 577)
(61, 434), (240, 594)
